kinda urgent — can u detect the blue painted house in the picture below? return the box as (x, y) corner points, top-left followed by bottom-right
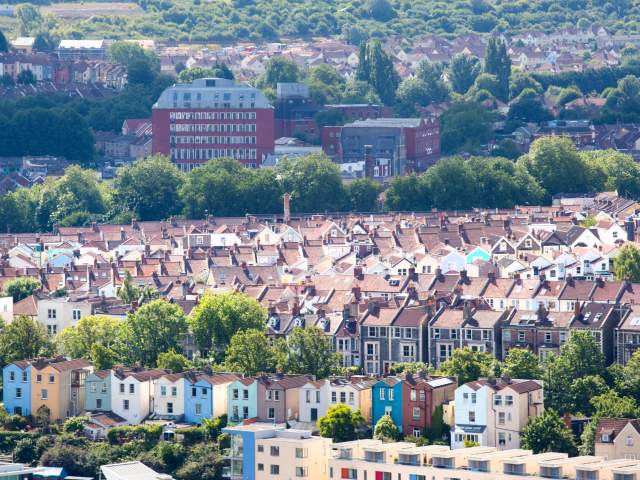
(227, 377), (258, 424)
(371, 377), (403, 432)
(184, 372), (238, 424)
(466, 246), (491, 265)
(3, 361), (31, 416)
(84, 370), (112, 412)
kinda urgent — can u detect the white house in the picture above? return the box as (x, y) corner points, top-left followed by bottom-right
(452, 378), (544, 450)
(153, 373), (185, 419)
(111, 368), (166, 424)
(299, 379), (329, 423)
(37, 297), (93, 336)
(328, 377), (374, 422)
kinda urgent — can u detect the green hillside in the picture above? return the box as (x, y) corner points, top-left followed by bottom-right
(7, 0), (640, 44)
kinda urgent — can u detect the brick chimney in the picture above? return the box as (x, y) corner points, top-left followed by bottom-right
(283, 192), (291, 224)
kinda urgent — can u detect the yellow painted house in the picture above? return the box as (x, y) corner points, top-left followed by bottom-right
(31, 358), (93, 421)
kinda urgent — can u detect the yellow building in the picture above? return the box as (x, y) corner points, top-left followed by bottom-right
(31, 358), (92, 422)
(595, 418), (640, 460)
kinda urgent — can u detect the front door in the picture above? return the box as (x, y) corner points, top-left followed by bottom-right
(311, 408), (318, 421)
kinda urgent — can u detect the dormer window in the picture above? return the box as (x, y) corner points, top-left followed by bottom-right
(601, 433), (610, 442)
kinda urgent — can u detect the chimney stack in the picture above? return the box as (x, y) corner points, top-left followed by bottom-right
(283, 192), (291, 224)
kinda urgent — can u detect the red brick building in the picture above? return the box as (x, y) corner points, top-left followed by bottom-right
(401, 374), (456, 437)
(151, 77), (275, 171)
(321, 117), (441, 178)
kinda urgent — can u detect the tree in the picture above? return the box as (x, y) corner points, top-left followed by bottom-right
(440, 101), (493, 154)
(4, 277), (40, 302)
(0, 315), (52, 364)
(119, 299), (188, 367)
(189, 292), (266, 354)
(613, 244), (640, 281)
(395, 78), (432, 115)
(257, 57), (301, 90)
(581, 150), (640, 199)
(118, 271), (143, 304)
(347, 178), (381, 211)
(502, 348), (542, 379)
(508, 88), (552, 123)
(178, 64), (233, 83)
(367, 0), (396, 21)
(616, 349), (640, 403)
(484, 37), (511, 101)
(604, 75), (640, 122)
(521, 410), (577, 455)
(509, 71), (543, 99)
(180, 158), (282, 218)
(318, 404), (367, 442)
(157, 350), (192, 373)
(307, 64), (346, 105)
(0, 30), (8, 53)
(373, 414), (400, 442)
(112, 155), (183, 221)
(57, 315), (122, 362)
(275, 327), (340, 378)
(224, 329), (275, 376)
(415, 60), (449, 103)
(389, 362), (432, 375)
(62, 416), (88, 434)
(356, 40), (400, 106)
(276, 154), (347, 213)
(517, 137), (589, 198)
(449, 53), (481, 94)
(108, 42), (159, 85)
(440, 347), (494, 385)
(13, 438), (37, 464)
(32, 34), (51, 53)
(384, 174), (428, 211)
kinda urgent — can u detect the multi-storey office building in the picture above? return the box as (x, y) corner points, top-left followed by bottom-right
(152, 77), (275, 170)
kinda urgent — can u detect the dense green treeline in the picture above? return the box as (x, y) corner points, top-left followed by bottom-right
(1, 136), (638, 233)
(7, 0), (640, 44)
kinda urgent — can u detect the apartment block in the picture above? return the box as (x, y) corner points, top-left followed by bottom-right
(329, 441), (640, 480)
(223, 424), (331, 480)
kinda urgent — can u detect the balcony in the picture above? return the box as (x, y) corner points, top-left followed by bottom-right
(363, 450), (385, 463)
(398, 454), (420, 466)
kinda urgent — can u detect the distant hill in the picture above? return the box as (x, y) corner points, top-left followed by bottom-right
(7, 0), (640, 44)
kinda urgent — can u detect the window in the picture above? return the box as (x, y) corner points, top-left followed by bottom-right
(626, 436), (634, 447)
(498, 432), (506, 446)
(41, 389), (48, 400)
(270, 446), (279, 456)
(413, 428), (422, 437)
(389, 388), (394, 401)
(9, 371), (14, 382)
(243, 406), (249, 418)
(258, 445), (264, 453)
(268, 407), (275, 419)
(123, 399), (130, 410)
(296, 448), (307, 458)
(419, 390), (425, 402)
(296, 467), (309, 477)
(518, 331), (526, 342)
(258, 464), (264, 471)
(15, 387), (21, 399)
(412, 407), (421, 419)
(270, 465), (280, 475)
(129, 384), (135, 394)
(36, 374), (42, 383)
(340, 392), (347, 403)
(410, 389), (417, 401)
(21, 371), (27, 382)
(498, 412), (506, 425)
(306, 390), (311, 403)
(469, 411), (476, 422)
(545, 332), (552, 343)
(48, 375), (55, 384)
(195, 403), (202, 415)
(505, 395), (513, 406)
(120, 383), (125, 393)
(316, 391), (320, 403)
(171, 386), (177, 396)
(433, 328), (440, 339)
(161, 386), (167, 396)
(332, 392), (337, 403)
(379, 389), (385, 400)
(167, 402), (174, 414)
(471, 393), (476, 404)
(47, 309), (57, 319)
(96, 399), (102, 409)
(243, 389), (249, 400)
(233, 388), (239, 399)
(349, 392), (354, 404)
(72, 309), (81, 321)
